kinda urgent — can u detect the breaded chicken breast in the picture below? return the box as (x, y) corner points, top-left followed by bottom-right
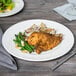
(27, 32), (62, 54)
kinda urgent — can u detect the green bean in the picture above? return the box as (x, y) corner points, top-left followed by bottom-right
(20, 46), (32, 53)
(29, 45), (35, 49)
(14, 34), (21, 45)
(13, 32), (35, 53)
(18, 32), (25, 40)
(24, 41), (33, 51)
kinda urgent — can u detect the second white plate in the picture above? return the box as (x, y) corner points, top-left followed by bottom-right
(0, 0), (24, 17)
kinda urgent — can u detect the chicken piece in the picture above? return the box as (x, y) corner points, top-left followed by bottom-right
(27, 32), (62, 54)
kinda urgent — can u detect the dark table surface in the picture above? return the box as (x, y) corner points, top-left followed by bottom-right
(0, 0), (76, 76)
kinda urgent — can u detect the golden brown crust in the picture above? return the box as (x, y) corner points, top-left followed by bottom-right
(27, 32), (62, 54)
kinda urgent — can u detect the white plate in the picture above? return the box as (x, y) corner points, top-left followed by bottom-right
(2, 19), (74, 61)
(0, 0), (24, 17)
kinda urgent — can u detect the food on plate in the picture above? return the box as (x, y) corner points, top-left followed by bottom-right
(0, 0), (15, 13)
(13, 22), (63, 54)
(27, 32), (62, 54)
(13, 32), (35, 53)
(25, 23), (56, 34)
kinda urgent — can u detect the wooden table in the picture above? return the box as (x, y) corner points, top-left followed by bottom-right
(0, 0), (76, 75)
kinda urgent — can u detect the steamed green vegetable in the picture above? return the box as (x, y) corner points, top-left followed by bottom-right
(0, 0), (15, 13)
(13, 32), (35, 53)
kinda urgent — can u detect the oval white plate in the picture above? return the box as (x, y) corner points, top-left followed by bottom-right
(2, 19), (74, 61)
(0, 0), (24, 17)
